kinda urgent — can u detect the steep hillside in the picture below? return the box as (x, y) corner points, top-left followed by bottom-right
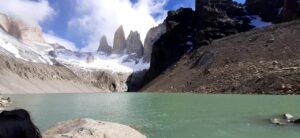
(142, 19), (300, 94)
(0, 54), (104, 93)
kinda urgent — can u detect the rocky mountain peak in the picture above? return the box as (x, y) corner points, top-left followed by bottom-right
(143, 23), (167, 62)
(126, 31), (143, 59)
(112, 25), (126, 54)
(0, 13), (9, 32)
(8, 16), (45, 43)
(98, 35), (112, 55)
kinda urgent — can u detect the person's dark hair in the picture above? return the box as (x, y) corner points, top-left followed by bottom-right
(0, 109), (41, 138)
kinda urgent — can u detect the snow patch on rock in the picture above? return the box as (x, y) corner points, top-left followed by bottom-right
(54, 50), (150, 73)
(250, 16), (273, 28)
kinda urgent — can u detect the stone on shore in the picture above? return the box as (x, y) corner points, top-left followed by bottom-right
(0, 97), (12, 108)
(43, 118), (147, 138)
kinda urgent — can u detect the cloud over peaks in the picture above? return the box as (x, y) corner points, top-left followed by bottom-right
(69, 0), (167, 52)
(0, 0), (54, 25)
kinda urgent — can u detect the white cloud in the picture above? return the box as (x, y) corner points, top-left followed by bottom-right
(44, 33), (78, 51)
(0, 0), (77, 51)
(0, 0), (54, 25)
(69, 0), (167, 52)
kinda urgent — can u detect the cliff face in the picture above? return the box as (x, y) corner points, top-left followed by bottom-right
(0, 13), (46, 43)
(7, 17), (45, 43)
(195, 0), (253, 47)
(142, 8), (197, 86)
(0, 13), (9, 32)
(143, 23), (167, 62)
(142, 19), (300, 94)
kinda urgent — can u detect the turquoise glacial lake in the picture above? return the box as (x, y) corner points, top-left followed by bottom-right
(5, 93), (300, 138)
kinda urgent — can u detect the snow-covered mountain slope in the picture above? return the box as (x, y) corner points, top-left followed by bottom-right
(0, 27), (149, 74)
(0, 28), (54, 64)
(249, 15), (273, 28)
(52, 48), (149, 73)
(0, 26), (150, 92)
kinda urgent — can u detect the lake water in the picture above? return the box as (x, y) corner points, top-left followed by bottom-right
(5, 93), (300, 138)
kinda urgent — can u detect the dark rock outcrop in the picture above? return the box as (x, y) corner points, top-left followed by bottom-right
(142, 1), (254, 88)
(245, 0), (300, 22)
(112, 26), (126, 54)
(126, 31), (143, 59)
(245, 0), (284, 22)
(195, 0), (254, 49)
(98, 36), (112, 55)
(281, 0), (300, 21)
(142, 19), (300, 94)
(142, 8), (197, 86)
(143, 23), (167, 62)
(126, 70), (148, 92)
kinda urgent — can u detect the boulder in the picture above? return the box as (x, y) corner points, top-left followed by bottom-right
(98, 35), (112, 55)
(143, 23), (167, 62)
(270, 113), (300, 126)
(0, 13), (9, 32)
(43, 118), (147, 138)
(7, 17), (46, 43)
(126, 31), (143, 59)
(0, 97), (12, 107)
(112, 26), (126, 54)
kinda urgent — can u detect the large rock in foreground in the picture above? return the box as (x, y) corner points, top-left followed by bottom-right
(44, 118), (147, 138)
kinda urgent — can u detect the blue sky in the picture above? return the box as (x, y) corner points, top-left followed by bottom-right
(0, 0), (245, 51)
